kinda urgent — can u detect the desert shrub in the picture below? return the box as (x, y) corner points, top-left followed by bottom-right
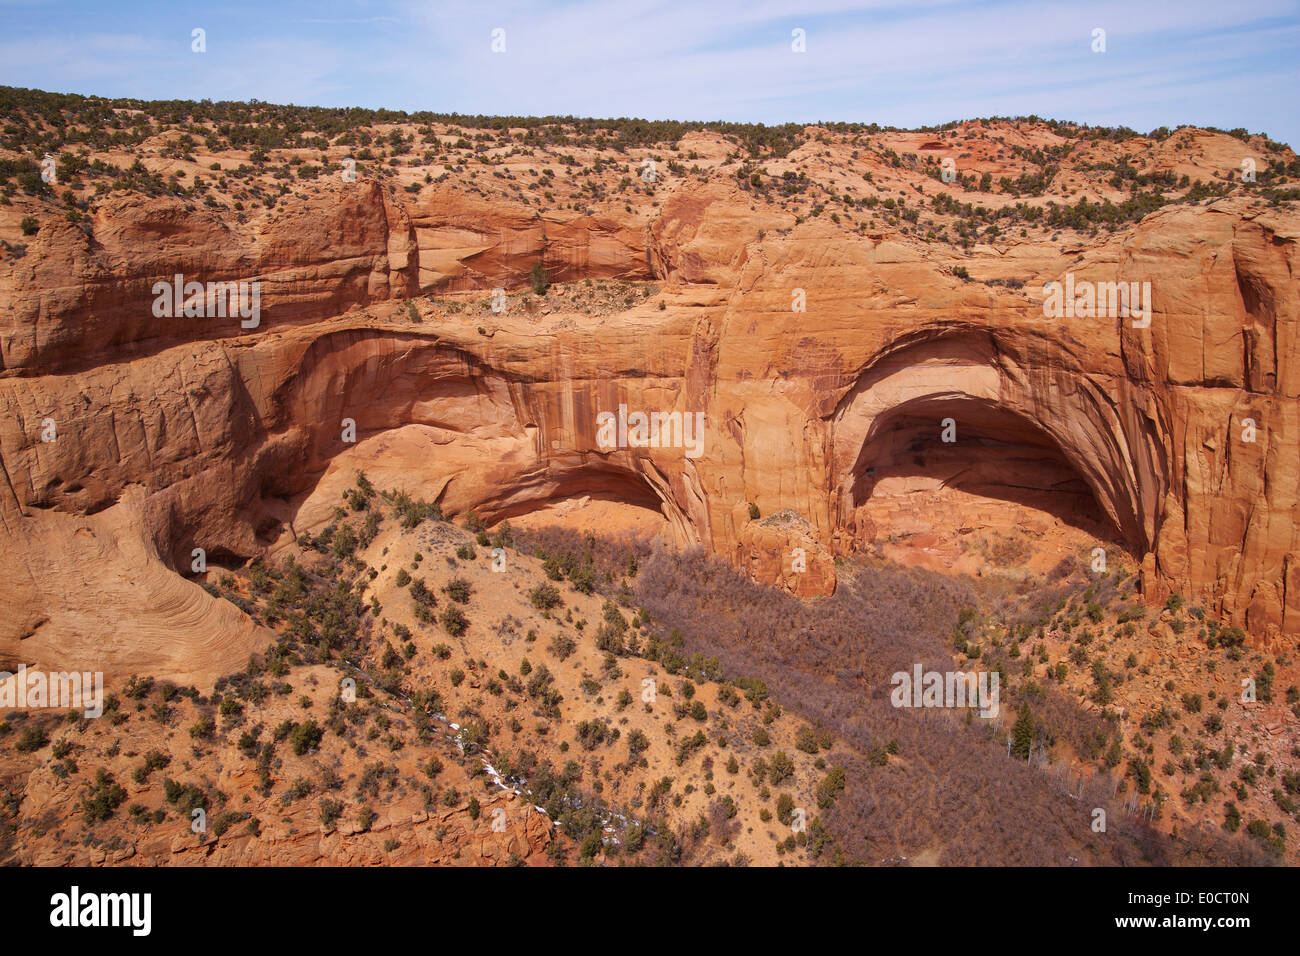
(409, 577), (435, 606)
(444, 577), (473, 604)
(548, 633), (576, 660)
(675, 730), (708, 765)
(82, 769), (127, 822)
(796, 726), (820, 754)
(513, 527), (653, 597)
(319, 799), (343, 827)
(816, 765), (847, 808)
(388, 491), (442, 528)
(15, 724), (49, 753)
(163, 778), (209, 815)
(1217, 626), (1247, 648)
(768, 750), (795, 786)
(626, 729), (649, 758)
(440, 607), (468, 636)
(1255, 663), (1275, 703)
(212, 810), (251, 837)
(575, 720), (608, 750)
(290, 720), (323, 755)
(776, 792), (795, 825)
(132, 749), (171, 784)
(529, 584), (562, 610)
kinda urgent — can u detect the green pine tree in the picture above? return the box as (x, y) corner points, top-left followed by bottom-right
(530, 261), (548, 295)
(1105, 737), (1123, 768)
(1012, 704), (1034, 760)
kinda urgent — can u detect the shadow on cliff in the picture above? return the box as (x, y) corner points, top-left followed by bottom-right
(848, 395), (1134, 553)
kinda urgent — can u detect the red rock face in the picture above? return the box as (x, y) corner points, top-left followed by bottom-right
(409, 183), (651, 291)
(1, 163), (1297, 685)
(737, 512), (837, 598)
(0, 179), (418, 372)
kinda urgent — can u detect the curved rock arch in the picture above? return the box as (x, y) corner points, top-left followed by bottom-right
(828, 328), (1171, 561)
(248, 327), (702, 553)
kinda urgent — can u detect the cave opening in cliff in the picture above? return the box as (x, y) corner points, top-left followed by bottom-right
(848, 396), (1128, 566)
(483, 469), (675, 543)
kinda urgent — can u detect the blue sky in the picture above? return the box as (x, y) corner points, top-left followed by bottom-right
(2, 0), (1297, 146)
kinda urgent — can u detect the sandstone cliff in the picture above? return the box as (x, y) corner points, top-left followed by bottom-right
(1, 117), (1297, 686)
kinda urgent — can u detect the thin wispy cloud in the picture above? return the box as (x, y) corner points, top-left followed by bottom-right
(0, 0), (1295, 145)
(289, 17), (398, 24)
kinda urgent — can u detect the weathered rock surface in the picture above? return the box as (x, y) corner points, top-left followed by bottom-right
(737, 509), (837, 598)
(2, 134), (1298, 684)
(1, 179), (418, 372)
(409, 183), (651, 292)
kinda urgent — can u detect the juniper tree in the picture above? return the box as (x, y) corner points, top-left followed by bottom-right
(1012, 704), (1035, 760)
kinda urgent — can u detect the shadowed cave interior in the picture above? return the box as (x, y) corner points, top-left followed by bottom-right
(848, 396), (1128, 550)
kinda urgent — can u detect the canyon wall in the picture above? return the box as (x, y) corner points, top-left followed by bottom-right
(0, 176), (1296, 685)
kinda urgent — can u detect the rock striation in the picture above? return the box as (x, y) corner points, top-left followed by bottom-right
(2, 128), (1298, 685)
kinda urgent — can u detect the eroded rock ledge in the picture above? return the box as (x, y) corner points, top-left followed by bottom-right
(1, 176), (1296, 684)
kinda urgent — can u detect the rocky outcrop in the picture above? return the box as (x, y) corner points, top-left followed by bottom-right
(409, 183), (651, 291)
(0, 178), (418, 373)
(1, 164), (1297, 685)
(737, 510), (837, 598)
